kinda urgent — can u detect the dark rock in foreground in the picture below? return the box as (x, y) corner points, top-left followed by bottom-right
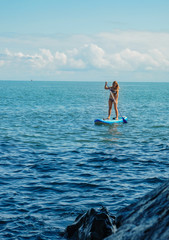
(64, 207), (116, 240)
(65, 180), (169, 240)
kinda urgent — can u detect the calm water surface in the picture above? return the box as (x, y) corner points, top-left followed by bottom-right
(0, 81), (169, 239)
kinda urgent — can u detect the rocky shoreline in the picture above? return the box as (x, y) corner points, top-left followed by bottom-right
(64, 180), (169, 240)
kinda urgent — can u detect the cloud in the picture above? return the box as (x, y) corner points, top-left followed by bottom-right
(55, 51), (67, 65)
(1, 30), (169, 81)
(80, 44), (110, 68)
(1, 44), (169, 73)
(111, 48), (158, 71)
(96, 31), (169, 53)
(40, 49), (54, 62)
(148, 49), (169, 70)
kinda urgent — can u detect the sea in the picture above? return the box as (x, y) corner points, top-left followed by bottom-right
(0, 81), (169, 239)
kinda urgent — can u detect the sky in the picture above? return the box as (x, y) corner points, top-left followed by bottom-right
(0, 0), (169, 82)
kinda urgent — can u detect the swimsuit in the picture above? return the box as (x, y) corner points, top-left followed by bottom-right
(109, 98), (114, 103)
(109, 89), (117, 102)
(110, 90), (117, 94)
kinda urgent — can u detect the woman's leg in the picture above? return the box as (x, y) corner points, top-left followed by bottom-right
(108, 99), (113, 119)
(114, 102), (118, 120)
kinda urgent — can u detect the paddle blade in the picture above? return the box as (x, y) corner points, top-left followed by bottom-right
(122, 117), (127, 123)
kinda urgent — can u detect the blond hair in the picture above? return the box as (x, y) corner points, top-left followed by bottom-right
(113, 81), (119, 91)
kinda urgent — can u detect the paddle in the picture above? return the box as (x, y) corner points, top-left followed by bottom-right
(108, 87), (127, 123)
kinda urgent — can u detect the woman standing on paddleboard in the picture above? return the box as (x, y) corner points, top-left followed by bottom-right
(104, 81), (119, 120)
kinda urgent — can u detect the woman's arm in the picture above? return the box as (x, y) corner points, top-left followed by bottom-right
(104, 82), (110, 90)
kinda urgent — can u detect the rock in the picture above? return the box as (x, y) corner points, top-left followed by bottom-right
(64, 207), (116, 240)
(105, 180), (169, 240)
(65, 180), (169, 240)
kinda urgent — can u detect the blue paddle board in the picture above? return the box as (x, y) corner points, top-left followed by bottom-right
(94, 116), (127, 124)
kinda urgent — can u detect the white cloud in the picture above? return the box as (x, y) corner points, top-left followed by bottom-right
(5, 48), (12, 56)
(148, 49), (169, 70)
(110, 48), (158, 71)
(68, 58), (85, 69)
(40, 49), (54, 62)
(1, 30), (169, 81)
(55, 51), (67, 65)
(96, 31), (169, 53)
(1, 44), (169, 73)
(29, 54), (47, 68)
(80, 44), (110, 68)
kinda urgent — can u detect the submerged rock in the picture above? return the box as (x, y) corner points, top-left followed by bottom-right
(64, 207), (116, 240)
(65, 180), (169, 240)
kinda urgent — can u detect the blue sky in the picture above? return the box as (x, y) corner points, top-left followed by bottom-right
(0, 0), (169, 81)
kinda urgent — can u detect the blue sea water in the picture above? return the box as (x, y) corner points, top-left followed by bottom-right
(0, 81), (169, 239)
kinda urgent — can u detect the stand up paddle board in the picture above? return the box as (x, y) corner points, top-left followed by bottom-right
(94, 116), (127, 125)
